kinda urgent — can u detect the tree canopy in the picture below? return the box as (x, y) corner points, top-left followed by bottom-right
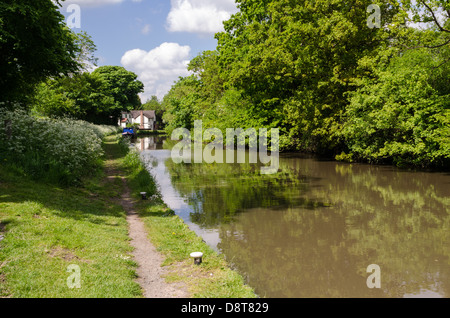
(0, 0), (145, 126)
(32, 66), (144, 125)
(0, 0), (81, 106)
(162, 0), (449, 169)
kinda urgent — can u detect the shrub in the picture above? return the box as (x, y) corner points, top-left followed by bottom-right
(0, 109), (114, 185)
(341, 49), (450, 169)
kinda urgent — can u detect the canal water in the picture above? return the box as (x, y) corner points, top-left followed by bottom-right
(135, 136), (449, 298)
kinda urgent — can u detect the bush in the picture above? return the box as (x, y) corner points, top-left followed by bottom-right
(341, 49), (450, 169)
(0, 110), (114, 185)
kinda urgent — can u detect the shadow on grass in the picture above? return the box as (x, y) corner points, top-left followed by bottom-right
(135, 202), (175, 219)
(0, 137), (130, 225)
(102, 139), (128, 161)
(0, 178), (126, 226)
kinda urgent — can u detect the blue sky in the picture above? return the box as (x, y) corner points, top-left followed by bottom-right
(58, 0), (238, 102)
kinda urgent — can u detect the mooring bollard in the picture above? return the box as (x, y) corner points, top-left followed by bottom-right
(190, 252), (203, 265)
(140, 192), (147, 200)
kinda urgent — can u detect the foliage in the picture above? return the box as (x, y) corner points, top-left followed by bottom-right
(0, 0), (81, 106)
(214, 0), (397, 153)
(31, 66), (144, 125)
(162, 0), (449, 169)
(341, 48), (450, 168)
(0, 110), (114, 185)
(91, 66), (144, 114)
(31, 72), (115, 124)
(73, 30), (99, 72)
(162, 75), (202, 134)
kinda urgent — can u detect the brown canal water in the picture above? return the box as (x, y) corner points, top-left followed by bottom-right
(136, 136), (450, 298)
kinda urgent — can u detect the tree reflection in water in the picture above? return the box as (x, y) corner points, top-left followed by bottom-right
(140, 137), (450, 298)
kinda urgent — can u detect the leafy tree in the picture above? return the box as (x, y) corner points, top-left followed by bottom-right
(92, 66), (144, 121)
(31, 79), (78, 118)
(162, 75), (202, 134)
(188, 50), (225, 104)
(340, 48), (450, 168)
(161, 0), (449, 169)
(337, 0), (450, 168)
(31, 72), (114, 122)
(214, 0), (398, 153)
(73, 31), (99, 72)
(32, 66), (143, 125)
(0, 0), (81, 106)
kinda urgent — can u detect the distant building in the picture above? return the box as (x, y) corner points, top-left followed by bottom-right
(119, 110), (156, 130)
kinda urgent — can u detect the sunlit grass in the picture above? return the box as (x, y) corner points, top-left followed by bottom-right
(0, 139), (141, 298)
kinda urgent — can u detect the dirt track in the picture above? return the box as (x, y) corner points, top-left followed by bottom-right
(120, 178), (188, 298)
(103, 142), (188, 298)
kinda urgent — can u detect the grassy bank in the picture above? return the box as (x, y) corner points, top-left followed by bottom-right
(0, 141), (140, 297)
(119, 136), (257, 298)
(0, 110), (121, 186)
(0, 134), (255, 298)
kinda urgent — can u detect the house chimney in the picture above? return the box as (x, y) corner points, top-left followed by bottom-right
(140, 110), (144, 129)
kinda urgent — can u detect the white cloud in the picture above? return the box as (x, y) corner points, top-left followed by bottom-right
(121, 42), (192, 101)
(166, 0), (238, 34)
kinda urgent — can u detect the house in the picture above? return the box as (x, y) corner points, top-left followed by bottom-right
(119, 110), (156, 131)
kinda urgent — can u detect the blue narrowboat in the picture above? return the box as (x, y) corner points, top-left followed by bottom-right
(122, 127), (135, 137)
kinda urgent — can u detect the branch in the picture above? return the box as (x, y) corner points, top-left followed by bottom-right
(423, 37), (450, 49)
(419, 0), (450, 33)
(400, 38), (450, 50)
(432, 56), (450, 70)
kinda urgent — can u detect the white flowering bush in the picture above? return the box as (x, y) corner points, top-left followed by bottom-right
(88, 124), (122, 138)
(0, 109), (117, 185)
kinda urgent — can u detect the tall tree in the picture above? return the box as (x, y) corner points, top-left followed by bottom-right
(31, 72), (116, 124)
(32, 67), (144, 125)
(162, 75), (201, 133)
(92, 66), (144, 119)
(161, 0), (449, 168)
(0, 0), (81, 106)
(215, 0), (397, 153)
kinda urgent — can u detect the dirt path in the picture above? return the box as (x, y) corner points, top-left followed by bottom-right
(103, 142), (188, 298)
(119, 178), (188, 298)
